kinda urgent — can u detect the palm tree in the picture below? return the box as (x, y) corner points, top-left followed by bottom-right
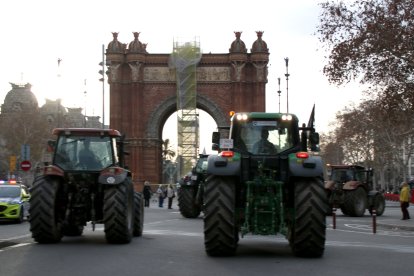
(162, 139), (176, 161)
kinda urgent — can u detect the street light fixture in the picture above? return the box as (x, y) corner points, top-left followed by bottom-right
(277, 77), (281, 113)
(284, 57), (290, 113)
(98, 44), (105, 129)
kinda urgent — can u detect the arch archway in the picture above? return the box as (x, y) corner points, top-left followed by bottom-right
(105, 31), (269, 190)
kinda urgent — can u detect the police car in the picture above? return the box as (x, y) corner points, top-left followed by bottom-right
(0, 180), (30, 223)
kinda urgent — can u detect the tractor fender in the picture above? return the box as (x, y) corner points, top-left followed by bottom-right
(98, 167), (130, 185)
(342, 181), (363, 191)
(324, 180), (335, 190)
(42, 165), (65, 177)
(207, 154), (241, 176)
(289, 154), (324, 177)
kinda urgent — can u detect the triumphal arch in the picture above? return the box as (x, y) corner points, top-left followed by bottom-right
(104, 31), (269, 189)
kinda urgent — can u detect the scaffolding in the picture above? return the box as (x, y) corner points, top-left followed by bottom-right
(169, 38), (201, 177)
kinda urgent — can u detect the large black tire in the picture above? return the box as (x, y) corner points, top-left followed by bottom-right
(289, 178), (327, 258)
(133, 191), (144, 237)
(369, 193), (386, 216)
(103, 178), (134, 244)
(29, 176), (64, 243)
(203, 176), (238, 256)
(178, 185), (201, 218)
(341, 187), (367, 217)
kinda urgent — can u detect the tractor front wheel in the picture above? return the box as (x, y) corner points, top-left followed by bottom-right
(369, 193), (386, 216)
(103, 178), (134, 244)
(342, 187), (367, 217)
(133, 191), (144, 237)
(178, 185), (201, 218)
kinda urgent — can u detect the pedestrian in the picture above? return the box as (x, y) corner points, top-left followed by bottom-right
(143, 181), (152, 207)
(157, 185), (166, 208)
(399, 182), (411, 220)
(167, 184), (175, 209)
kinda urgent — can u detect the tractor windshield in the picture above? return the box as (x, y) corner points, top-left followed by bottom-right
(330, 169), (353, 182)
(54, 135), (114, 171)
(232, 119), (295, 155)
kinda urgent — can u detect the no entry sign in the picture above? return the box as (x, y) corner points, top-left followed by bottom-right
(20, 160), (32, 171)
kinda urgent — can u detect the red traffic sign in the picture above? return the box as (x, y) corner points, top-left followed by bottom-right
(20, 160), (32, 171)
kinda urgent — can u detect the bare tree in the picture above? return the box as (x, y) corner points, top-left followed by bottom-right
(335, 103), (375, 166)
(0, 111), (51, 178)
(317, 0), (414, 187)
(319, 131), (344, 166)
(317, 0), (414, 105)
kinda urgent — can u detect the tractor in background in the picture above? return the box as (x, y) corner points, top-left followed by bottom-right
(325, 164), (385, 217)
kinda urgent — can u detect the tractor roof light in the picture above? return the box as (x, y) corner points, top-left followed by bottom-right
(282, 114), (293, 121)
(236, 113), (248, 121)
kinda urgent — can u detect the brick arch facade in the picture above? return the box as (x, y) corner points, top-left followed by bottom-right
(105, 32), (269, 190)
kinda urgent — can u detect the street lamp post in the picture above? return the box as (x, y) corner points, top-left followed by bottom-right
(284, 57), (290, 113)
(98, 44), (105, 129)
(277, 77), (281, 113)
(84, 79), (87, 128)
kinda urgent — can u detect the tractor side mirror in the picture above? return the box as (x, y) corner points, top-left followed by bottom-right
(47, 140), (56, 152)
(309, 132), (319, 151)
(212, 132), (220, 151)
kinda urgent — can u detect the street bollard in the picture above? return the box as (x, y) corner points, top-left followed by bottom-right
(332, 206), (336, 229)
(372, 208), (377, 234)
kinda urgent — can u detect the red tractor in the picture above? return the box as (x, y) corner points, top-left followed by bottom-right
(325, 164), (385, 217)
(30, 128), (143, 244)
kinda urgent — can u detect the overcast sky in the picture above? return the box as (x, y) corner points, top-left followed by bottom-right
(0, 0), (363, 152)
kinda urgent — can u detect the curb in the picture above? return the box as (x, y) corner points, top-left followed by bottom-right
(376, 222), (414, 232)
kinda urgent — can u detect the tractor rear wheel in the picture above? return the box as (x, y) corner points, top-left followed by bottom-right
(103, 178), (134, 244)
(178, 185), (201, 218)
(203, 176), (238, 256)
(369, 193), (385, 216)
(342, 187), (367, 217)
(289, 178), (327, 258)
(133, 191), (144, 237)
(29, 176), (64, 243)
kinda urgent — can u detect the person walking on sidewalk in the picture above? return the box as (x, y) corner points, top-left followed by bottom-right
(157, 185), (166, 208)
(400, 182), (411, 220)
(143, 181), (152, 207)
(167, 184), (175, 209)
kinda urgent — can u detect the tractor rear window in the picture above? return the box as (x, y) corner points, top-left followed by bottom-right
(54, 136), (114, 171)
(233, 120), (294, 155)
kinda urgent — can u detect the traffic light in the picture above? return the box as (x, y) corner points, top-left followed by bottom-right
(99, 62), (105, 82)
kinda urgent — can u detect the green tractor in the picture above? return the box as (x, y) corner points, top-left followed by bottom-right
(203, 111), (327, 257)
(30, 128), (144, 244)
(178, 153), (209, 218)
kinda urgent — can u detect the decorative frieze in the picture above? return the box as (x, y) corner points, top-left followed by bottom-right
(142, 67), (231, 82)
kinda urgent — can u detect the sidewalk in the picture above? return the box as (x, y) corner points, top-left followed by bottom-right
(376, 200), (414, 231)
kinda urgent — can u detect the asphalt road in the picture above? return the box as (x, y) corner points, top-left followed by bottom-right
(0, 200), (413, 276)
